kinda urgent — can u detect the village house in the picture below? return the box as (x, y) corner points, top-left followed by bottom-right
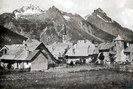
(0, 39), (59, 71)
(0, 44), (29, 69)
(64, 40), (97, 64)
(56, 35), (133, 66)
(97, 42), (116, 65)
(97, 35), (133, 65)
(124, 44), (133, 63)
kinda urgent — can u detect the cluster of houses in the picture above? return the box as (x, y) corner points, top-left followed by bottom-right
(52, 35), (133, 66)
(0, 38), (59, 71)
(0, 26), (133, 71)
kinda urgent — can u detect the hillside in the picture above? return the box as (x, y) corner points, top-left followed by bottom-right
(0, 25), (27, 46)
(86, 8), (133, 41)
(0, 5), (132, 45)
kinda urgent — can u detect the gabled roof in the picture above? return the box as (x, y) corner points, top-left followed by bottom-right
(15, 50), (29, 60)
(26, 49), (59, 64)
(0, 40), (59, 64)
(0, 55), (15, 60)
(0, 39), (41, 60)
(98, 42), (115, 50)
(25, 39), (41, 51)
(0, 44), (28, 60)
(0, 45), (9, 52)
(114, 35), (124, 41)
(25, 50), (40, 61)
(65, 40), (96, 56)
(3, 44), (24, 57)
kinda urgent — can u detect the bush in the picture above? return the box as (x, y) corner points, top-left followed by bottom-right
(0, 66), (7, 75)
(48, 63), (57, 69)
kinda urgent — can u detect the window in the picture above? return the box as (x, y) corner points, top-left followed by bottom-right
(2, 49), (7, 55)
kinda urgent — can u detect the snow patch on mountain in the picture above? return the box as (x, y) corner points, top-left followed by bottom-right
(13, 4), (44, 19)
(63, 15), (70, 21)
(84, 14), (91, 20)
(97, 14), (113, 23)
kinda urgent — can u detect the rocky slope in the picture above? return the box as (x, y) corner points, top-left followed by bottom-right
(0, 5), (132, 45)
(86, 8), (133, 41)
(0, 25), (27, 46)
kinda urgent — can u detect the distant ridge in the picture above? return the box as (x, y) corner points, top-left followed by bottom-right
(0, 5), (133, 45)
(0, 25), (27, 46)
(86, 8), (133, 42)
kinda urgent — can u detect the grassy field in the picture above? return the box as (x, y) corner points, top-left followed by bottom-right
(0, 65), (133, 89)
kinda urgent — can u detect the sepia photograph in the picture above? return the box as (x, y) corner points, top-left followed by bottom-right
(0, 0), (133, 89)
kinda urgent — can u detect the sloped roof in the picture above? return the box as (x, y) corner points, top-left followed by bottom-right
(25, 39), (41, 52)
(0, 55), (15, 60)
(0, 46), (8, 52)
(0, 40), (59, 64)
(0, 45), (28, 60)
(26, 49), (59, 64)
(15, 50), (29, 60)
(65, 40), (96, 56)
(4, 44), (24, 57)
(0, 39), (41, 60)
(98, 42), (115, 50)
(114, 35), (124, 41)
(25, 50), (40, 61)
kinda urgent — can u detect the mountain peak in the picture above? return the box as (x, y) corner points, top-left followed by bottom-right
(48, 6), (60, 12)
(52, 6), (57, 9)
(96, 8), (104, 12)
(13, 4), (44, 18)
(15, 4), (43, 12)
(91, 8), (113, 23)
(93, 8), (106, 15)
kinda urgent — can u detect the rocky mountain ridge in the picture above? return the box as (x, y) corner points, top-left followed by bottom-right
(0, 5), (132, 45)
(86, 8), (133, 41)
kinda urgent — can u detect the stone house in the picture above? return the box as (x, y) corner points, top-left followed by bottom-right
(124, 44), (133, 62)
(64, 40), (96, 64)
(0, 39), (59, 71)
(98, 42), (116, 65)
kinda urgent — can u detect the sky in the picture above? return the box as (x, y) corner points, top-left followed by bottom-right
(0, 0), (133, 30)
